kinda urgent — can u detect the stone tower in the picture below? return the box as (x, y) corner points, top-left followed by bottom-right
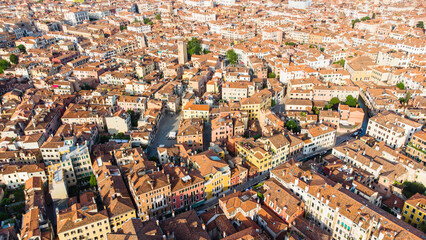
(178, 40), (188, 65)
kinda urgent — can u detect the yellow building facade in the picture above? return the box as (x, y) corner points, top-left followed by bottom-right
(402, 193), (426, 229)
(236, 139), (272, 173)
(190, 151), (230, 199)
(203, 167), (230, 200)
(240, 89), (272, 120)
(109, 209), (137, 232)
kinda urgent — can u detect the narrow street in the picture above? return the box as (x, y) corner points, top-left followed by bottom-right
(358, 97), (370, 136)
(271, 103), (285, 113)
(203, 121), (212, 151)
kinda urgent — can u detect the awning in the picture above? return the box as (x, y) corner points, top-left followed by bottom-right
(192, 200), (205, 208)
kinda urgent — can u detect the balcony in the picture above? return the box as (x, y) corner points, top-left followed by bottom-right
(408, 142), (426, 154)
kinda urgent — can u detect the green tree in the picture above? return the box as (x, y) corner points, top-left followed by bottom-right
(155, 14), (161, 20)
(127, 110), (140, 127)
(416, 21), (424, 29)
(285, 120), (301, 133)
(404, 91), (411, 103)
(402, 181), (426, 199)
(312, 106), (319, 115)
(333, 59), (346, 67)
(326, 97), (340, 110)
(372, 13), (376, 19)
(99, 135), (110, 144)
(0, 59), (11, 69)
(329, 97), (340, 106)
(127, 109), (135, 116)
(187, 37), (202, 56)
(89, 174), (97, 187)
(285, 42), (296, 46)
(0, 198), (11, 207)
(361, 16), (370, 21)
(396, 82), (405, 90)
(351, 19), (360, 28)
(0, 212), (8, 221)
(203, 49), (211, 54)
(226, 49), (238, 65)
(143, 18), (153, 25)
(268, 72), (276, 78)
(345, 95), (358, 107)
(271, 99), (276, 107)
(120, 25), (127, 31)
(285, 120), (297, 130)
(320, 47), (325, 52)
(9, 54), (18, 64)
(0, 59), (11, 74)
(294, 125), (301, 134)
(253, 134), (262, 140)
(17, 44), (26, 54)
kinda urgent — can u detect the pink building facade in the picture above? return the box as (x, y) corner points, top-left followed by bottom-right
(165, 165), (206, 211)
(211, 118), (234, 143)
